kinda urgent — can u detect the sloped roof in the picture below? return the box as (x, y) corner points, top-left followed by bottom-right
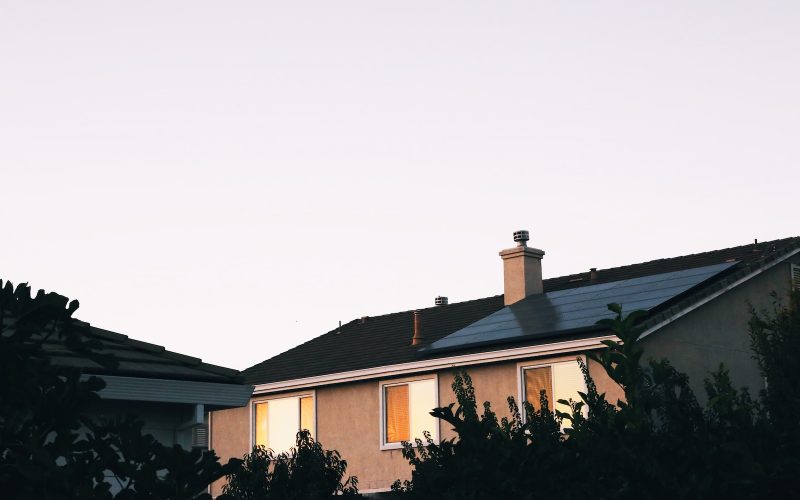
(243, 237), (800, 385)
(46, 325), (244, 384)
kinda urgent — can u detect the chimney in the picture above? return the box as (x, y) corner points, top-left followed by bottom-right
(411, 310), (424, 345)
(499, 230), (545, 306)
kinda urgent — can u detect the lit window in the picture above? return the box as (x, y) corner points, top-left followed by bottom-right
(382, 378), (437, 447)
(253, 395), (314, 453)
(521, 360), (586, 424)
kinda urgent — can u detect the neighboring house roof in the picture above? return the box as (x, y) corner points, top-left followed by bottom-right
(244, 237), (800, 386)
(39, 323), (254, 409)
(47, 325), (243, 384)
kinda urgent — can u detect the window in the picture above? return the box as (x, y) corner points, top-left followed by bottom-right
(381, 378), (437, 448)
(520, 360), (586, 426)
(253, 394), (314, 453)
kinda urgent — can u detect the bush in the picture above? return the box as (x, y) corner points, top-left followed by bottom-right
(221, 430), (360, 499)
(392, 297), (800, 499)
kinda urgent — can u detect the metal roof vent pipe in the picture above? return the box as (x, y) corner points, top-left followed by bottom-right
(411, 310), (424, 346)
(499, 229), (545, 306)
(435, 296), (448, 306)
(590, 268), (598, 283)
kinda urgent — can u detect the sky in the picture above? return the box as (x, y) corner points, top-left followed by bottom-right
(1, 1), (798, 370)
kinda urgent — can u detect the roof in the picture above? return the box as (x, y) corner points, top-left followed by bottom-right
(243, 237), (800, 385)
(46, 325), (244, 385)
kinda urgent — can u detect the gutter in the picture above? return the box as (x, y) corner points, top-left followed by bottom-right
(252, 335), (616, 395)
(84, 374), (254, 409)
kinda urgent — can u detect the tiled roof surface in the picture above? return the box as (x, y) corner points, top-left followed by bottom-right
(45, 325), (244, 384)
(243, 237), (800, 385)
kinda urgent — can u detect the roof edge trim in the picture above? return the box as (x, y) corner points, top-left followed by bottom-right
(640, 246), (800, 340)
(252, 335), (617, 395)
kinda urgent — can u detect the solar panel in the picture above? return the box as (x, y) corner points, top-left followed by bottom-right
(423, 261), (737, 353)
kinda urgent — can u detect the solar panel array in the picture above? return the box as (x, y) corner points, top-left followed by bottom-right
(424, 261), (736, 353)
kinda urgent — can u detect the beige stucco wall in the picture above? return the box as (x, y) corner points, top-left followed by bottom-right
(210, 353), (621, 494)
(641, 259), (796, 401)
(209, 405), (249, 497)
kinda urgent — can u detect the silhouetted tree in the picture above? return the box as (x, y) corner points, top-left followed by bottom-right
(0, 279), (234, 499)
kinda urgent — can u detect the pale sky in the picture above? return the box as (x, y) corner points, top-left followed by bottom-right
(1, 1), (797, 370)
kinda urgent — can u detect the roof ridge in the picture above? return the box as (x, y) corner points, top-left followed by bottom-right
(554, 236), (799, 279)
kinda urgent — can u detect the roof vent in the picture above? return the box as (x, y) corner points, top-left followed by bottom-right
(513, 230), (529, 247)
(590, 268), (598, 282)
(191, 425), (208, 449)
(435, 296), (448, 306)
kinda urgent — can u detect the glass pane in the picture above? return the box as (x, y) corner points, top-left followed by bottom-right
(254, 402), (268, 448)
(385, 384), (410, 443)
(409, 379), (437, 442)
(300, 396), (314, 437)
(267, 397), (300, 453)
(552, 361), (587, 416)
(524, 366), (553, 411)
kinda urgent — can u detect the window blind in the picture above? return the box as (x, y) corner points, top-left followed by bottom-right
(385, 384), (410, 443)
(524, 366), (553, 411)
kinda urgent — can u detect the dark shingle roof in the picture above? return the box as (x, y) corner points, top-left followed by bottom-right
(46, 325), (244, 384)
(243, 237), (800, 385)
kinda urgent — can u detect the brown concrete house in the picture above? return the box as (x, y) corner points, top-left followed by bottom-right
(210, 233), (800, 496)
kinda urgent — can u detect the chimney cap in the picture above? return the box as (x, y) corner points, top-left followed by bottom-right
(513, 230), (530, 246)
(435, 296), (448, 306)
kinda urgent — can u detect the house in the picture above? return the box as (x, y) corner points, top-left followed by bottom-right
(209, 233), (800, 496)
(46, 324), (253, 450)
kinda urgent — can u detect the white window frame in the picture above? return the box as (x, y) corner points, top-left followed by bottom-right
(249, 389), (316, 450)
(516, 356), (587, 424)
(378, 374), (440, 451)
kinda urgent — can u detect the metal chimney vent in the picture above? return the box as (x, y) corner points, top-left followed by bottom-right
(435, 296), (448, 306)
(513, 230), (529, 246)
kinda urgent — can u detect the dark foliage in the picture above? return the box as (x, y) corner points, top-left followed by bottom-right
(393, 295), (800, 499)
(0, 279), (234, 499)
(220, 430), (360, 499)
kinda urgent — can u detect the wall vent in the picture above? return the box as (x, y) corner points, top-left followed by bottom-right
(792, 264), (800, 291)
(192, 425), (209, 449)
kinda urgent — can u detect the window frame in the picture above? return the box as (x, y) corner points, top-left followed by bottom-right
(516, 356), (587, 424)
(378, 374), (440, 451)
(249, 389), (316, 450)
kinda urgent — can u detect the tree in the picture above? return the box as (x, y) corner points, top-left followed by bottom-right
(0, 279), (234, 499)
